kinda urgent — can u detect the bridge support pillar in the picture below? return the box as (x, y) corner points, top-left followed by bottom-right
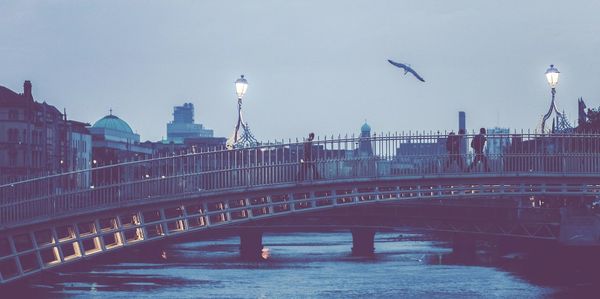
(452, 234), (476, 258)
(351, 228), (376, 256)
(239, 231), (263, 260)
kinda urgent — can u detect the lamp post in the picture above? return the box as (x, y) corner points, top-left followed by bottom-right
(227, 75), (258, 149)
(541, 64), (560, 133)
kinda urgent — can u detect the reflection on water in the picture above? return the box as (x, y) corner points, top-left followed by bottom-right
(261, 247), (271, 260)
(6, 231), (600, 298)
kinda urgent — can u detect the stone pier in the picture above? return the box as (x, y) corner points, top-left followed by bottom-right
(351, 228), (376, 256)
(239, 231), (263, 260)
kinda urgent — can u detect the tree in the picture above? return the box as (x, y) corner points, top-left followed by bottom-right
(577, 107), (600, 133)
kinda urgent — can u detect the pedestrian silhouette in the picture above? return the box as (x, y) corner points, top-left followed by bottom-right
(297, 132), (320, 181)
(445, 129), (465, 171)
(469, 128), (489, 171)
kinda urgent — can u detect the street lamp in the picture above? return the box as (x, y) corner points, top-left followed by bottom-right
(227, 75), (258, 149)
(235, 74), (248, 99)
(541, 64), (561, 133)
(545, 64), (559, 89)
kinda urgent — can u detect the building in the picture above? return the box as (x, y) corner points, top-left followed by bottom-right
(351, 122), (378, 176)
(166, 103), (214, 143)
(458, 111), (467, 155)
(142, 137), (227, 156)
(392, 133), (446, 174)
(63, 119), (92, 187)
(396, 136), (446, 156)
(357, 122), (373, 157)
(89, 111), (153, 165)
(0, 81), (80, 183)
(458, 111), (466, 133)
(66, 120), (92, 171)
(486, 127), (510, 158)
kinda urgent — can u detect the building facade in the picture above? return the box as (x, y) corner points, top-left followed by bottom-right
(0, 81), (87, 183)
(166, 103), (214, 144)
(67, 120), (92, 171)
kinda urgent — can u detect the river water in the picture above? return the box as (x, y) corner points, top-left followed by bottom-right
(8, 231), (600, 298)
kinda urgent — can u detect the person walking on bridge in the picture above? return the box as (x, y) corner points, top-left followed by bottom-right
(445, 129), (465, 171)
(297, 132), (320, 181)
(469, 128), (489, 172)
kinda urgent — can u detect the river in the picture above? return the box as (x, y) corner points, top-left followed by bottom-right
(7, 231), (600, 298)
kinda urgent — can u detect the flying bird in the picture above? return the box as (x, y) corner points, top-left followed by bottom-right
(387, 59), (426, 82)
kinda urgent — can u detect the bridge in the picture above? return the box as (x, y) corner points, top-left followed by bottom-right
(1, 132), (600, 285)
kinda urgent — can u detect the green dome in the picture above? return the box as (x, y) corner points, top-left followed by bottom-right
(361, 122), (371, 132)
(92, 114), (134, 134)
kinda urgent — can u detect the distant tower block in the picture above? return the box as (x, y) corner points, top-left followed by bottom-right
(459, 111), (466, 132)
(167, 103), (214, 143)
(458, 111), (467, 159)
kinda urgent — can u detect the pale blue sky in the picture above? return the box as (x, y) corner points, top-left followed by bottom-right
(1, 1), (599, 141)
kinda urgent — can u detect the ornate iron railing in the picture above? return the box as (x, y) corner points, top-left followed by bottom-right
(1, 132), (600, 226)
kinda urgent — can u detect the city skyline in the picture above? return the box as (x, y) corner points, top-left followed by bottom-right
(3, 1), (600, 295)
(1, 1), (600, 141)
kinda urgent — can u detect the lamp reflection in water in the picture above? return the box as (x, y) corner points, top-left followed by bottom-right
(261, 247), (270, 260)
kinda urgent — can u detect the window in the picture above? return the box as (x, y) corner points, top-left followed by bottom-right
(8, 110), (18, 120)
(7, 129), (18, 142)
(8, 149), (17, 164)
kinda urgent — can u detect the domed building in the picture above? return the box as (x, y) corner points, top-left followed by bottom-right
(358, 121), (373, 156)
(89, 111), (153, 165)
(361, 122), (371, 136)
(90, 112), (140, 144)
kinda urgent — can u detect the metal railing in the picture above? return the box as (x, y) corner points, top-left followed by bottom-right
(1, 132), (600, 226)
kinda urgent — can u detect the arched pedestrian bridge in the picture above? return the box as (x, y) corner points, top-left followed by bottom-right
(1, 132), (600, 285)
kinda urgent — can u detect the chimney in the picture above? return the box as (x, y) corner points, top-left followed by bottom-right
(23, 80), (32, 100)
(458, 111), (467, 156)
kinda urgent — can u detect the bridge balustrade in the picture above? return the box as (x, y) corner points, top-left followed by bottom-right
(1, 133), (600, 226)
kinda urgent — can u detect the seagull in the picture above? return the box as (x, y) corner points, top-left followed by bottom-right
(387, 59), (426, 82)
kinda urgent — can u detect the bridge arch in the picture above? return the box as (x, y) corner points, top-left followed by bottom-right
(2, 174), (599, 285)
